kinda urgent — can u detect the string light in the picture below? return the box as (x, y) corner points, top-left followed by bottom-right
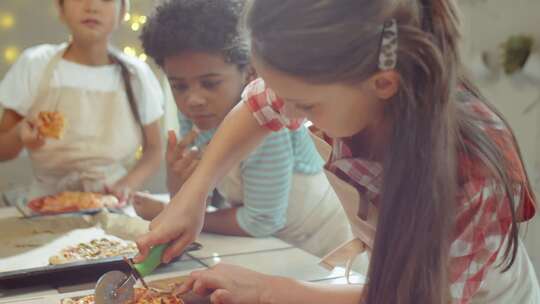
(4, 47), (19, 63)
(0, 13), (15, 30)
(130, 22), (140, 32)
(1, 6), (148, 72)
(123, 46), (136, 57)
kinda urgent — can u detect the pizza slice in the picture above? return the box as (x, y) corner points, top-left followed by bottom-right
(61, 287), (185, 304)
(37, 111), (65, 139)
(49, 238), (139, 265)
(27, 191), (119, 215)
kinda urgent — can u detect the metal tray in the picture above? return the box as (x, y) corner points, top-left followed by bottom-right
(13, 194), (125, 218)
(0, 210), (201, 289)
(0, 242), (201, 289)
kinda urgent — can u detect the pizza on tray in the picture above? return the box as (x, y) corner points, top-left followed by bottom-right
(49, 237), (138, 265)
(61, 287), (185, 304)
(37, 111), (66, 139)
(27, 191), (119, 214)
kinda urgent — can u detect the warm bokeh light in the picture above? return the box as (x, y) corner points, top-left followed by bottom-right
(123, 46), (136, 57)
(4, 46), (19, 64)
(131, 22), (140, 32)
(0, 13), (15, 29)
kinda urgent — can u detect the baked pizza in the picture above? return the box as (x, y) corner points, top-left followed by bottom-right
(61, 287), (185, 304)
(37, 111), (65, 139)
(49, 237), (138, 265)
(27, 191), (119, 214)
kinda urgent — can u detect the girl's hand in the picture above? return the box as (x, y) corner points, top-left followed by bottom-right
(104, 182), (131, 207)
(175, 264), (272, 304)
(134, 181), (207, 263)
(19, 119), (45, 151)
(166, 129), (201, 195)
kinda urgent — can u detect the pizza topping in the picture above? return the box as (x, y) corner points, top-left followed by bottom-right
(62, 287), (185, 304)
(27, 192), (119, 214)
(49, 238), (138, 265)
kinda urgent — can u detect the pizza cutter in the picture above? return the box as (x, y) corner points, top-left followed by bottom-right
(94, 242), (201, 304)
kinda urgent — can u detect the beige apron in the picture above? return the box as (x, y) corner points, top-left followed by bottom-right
(215, 164), (353, 258)
(26, 46), (141, 199)
(309, 133), (372, 279)
(312, 133), (540, 302)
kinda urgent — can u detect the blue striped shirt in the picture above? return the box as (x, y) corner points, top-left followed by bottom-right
(178, 111), (324, 236)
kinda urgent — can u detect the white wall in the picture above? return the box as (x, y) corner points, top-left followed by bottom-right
(459, 0), (540, 276)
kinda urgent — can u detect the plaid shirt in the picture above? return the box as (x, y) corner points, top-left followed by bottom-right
(243, 78), (536, 303)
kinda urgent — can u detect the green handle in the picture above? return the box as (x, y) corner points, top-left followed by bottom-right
(134, 244), (167, 277)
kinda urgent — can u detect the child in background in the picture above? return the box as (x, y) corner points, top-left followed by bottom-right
(137, 0), (539, 303)
(0, 0), (163, 203)
(133, 0), (352, 257)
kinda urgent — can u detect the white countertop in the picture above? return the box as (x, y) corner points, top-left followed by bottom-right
(0, 206), (365, 303)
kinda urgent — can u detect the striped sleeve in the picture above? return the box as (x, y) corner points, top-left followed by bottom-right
(242, 78), (304, 131)
(236, 130), (294, 237)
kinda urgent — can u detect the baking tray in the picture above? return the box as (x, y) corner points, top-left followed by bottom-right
(0, 211), (201, 288)
(12, 194), (125, 218)
(0, 243), (201, 289)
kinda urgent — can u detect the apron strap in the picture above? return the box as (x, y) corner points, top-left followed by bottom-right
(110, 53), (146, 148)
(34, 44), (69, 112)
(111, 54), (143, 128)
(319, 238), (366, 284)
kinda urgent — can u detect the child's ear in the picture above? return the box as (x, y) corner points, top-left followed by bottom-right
(367, 70), (400, 100)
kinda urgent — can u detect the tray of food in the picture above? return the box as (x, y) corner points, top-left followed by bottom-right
(0, 211), (201, 288)
(14, 191), (124, 217)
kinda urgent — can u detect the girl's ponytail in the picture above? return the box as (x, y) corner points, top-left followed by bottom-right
(420, 0), (461, 63)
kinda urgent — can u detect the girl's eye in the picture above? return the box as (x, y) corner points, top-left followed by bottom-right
(201, 80), (222, 90)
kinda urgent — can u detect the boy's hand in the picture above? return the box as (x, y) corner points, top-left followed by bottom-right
(166, 129), (201, 195)
(132, 192), (166, 221)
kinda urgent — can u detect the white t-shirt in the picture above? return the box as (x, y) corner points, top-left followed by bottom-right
(0, 44), (164, 125)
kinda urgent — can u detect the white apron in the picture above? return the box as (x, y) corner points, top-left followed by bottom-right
(26, 46), (142, 199)
(216, 163), (353, 258)
(311, 133), (540, 302)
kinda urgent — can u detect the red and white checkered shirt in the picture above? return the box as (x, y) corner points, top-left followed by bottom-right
(243, 78), (536, 303)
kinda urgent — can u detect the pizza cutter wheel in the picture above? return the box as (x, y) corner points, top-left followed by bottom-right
(95, 244), (164, 304)
(94, 270), (136, 304)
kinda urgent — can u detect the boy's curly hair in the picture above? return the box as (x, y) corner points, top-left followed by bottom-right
(140, 0), (249, 69)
